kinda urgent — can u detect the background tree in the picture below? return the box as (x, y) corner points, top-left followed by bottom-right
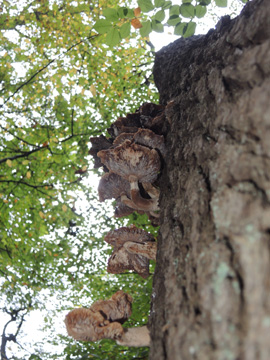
(0, 0), (247, 359)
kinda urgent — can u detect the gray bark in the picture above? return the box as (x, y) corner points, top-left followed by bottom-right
(150, 0), (270, 359)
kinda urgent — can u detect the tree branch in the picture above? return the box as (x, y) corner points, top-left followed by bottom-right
(0, 35), (98, 107)
(0, 124), (38, 148)
(1, 307), (29, 360)
(0, 179), (53, 189)
(0, 146), (48, 165)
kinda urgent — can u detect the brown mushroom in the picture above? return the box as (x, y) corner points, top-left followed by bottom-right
(90, 290), (133, 323)
(113, 132), (135, 147)
(124, 112), (141, 126)
(98, 172), (147, 216)
(89, 135), (113, 170)
(114, 198), (135, 218)
(107, 246), (150, 278)
(139, 102), (165, 117)
(142, 182), (160, 200)
(97, 140), (160, 212)
(133, 128), (166, 158)
(104, 226), (155, 247)
(107, 119), (138, 139)
(105, 226), (156, 278)
(65, 290), (150, 347)
(65, 290), (132, 342)
(65, 307), (124, 342)
(123, 241), (157, 261)
(107, 113), (141, 139)
(98, 172), (131, 202)
(150, 111), (168, 135)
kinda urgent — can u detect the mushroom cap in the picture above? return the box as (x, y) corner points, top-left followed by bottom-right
(123, 241), (157, 261)
(98, 172), (130, 202)
(139, 102), (165, 117)
(65, 308), (124, 342)
(107, 246), (150, 279)
(114, 199), (135, 218)
(91, 290), (133, 324)
(120, 113), (141, 127)
(133, 128), (166, 157)
(107, 114), (141, 138)
(107, 120), (138, 139)
(89, 135), (113, 169)
(104, 226), (155, 247)
(150, 112), (168, 135)
(97, 140), (160, 183)
(113, 132), (135, 147)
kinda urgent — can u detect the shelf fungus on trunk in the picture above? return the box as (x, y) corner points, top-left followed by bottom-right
(97, 140), (160, 213)
(88, 135), (113, 171)
(98, 171), (150, 218)
(88, 102), (167, 224)
(98, 171), (131, 202)
(64, 290), (150, 347)
(133, 128), (166, 158)
(104, 226), (157, 278)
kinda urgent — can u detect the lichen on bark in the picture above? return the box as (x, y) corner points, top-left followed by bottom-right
(150, 0), (270, 359)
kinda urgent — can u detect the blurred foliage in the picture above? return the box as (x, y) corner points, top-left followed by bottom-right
(0, 0), (157, 358)
(93, 0), (248, 40)
(0, 0), (246, 359)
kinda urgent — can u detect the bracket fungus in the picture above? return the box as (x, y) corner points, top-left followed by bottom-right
(65, 290), (150, 347)
(98, 140), (160, 213)
(88, 135), (113, 170)
(89, 102), (167, 223)
(104, 226), (157, 278)
(133, 128), (166, 158)
(98, 172), (131, 203)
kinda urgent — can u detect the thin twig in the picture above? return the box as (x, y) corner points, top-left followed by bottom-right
(1, 35), (98, 107)
(0, 146), (48, 164)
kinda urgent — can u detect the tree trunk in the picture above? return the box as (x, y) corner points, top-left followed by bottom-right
(150, 0), (270, 359)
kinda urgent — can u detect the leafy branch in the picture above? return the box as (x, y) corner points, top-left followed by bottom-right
(0, 146), (48, 165)
(1, 34), (99, 107)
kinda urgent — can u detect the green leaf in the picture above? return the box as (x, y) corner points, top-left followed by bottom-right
(119, 22), (131, 38)
(195, 4), (207, 18)
(138, 0), (154, 12)
(154, 9), (165, 22)
(167, 15), (181, 26)
(105, 28), (121, 47)
(174, 22), (186, 36)
(154, 0), (165, 7)
(151, 19), (164, 33)
(215, 0), (227, 6)
(94, 19), (112, 34)
(118, 7), (134, 18)
(182, 0), (192, 3)
(183, 21), (196, 37)
(198, 0), (211, 5)
(161, 1), (172, 10)
(103, 8), (119, 21)
(140, 20), (152, 37)
(180, 4), (195, 18)
(169, 5), (180, 16)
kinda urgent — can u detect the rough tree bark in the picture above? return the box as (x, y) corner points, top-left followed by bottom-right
(150, 0), (270, 359)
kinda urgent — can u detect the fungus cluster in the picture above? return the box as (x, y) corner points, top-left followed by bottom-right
(65, 103), (166, 347)
(65, 290), (150, 347)
(89, 102), (166, 223)
(105, 225), (157, 279)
